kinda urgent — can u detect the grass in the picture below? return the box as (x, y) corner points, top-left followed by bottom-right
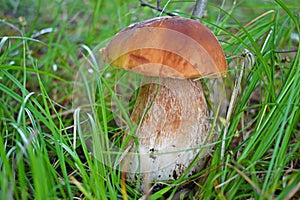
(1, 0), (299, 199)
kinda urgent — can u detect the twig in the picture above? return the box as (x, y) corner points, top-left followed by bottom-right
(157, 0), (161, 9)
(274, 49), (299, 53)
(140, 0), (177, 16)
(191, 0), (207, 20)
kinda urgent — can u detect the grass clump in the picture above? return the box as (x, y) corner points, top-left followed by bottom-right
(1, 0), (299, 199)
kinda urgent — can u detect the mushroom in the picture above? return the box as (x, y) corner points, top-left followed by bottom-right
(102, 16), (227, 185)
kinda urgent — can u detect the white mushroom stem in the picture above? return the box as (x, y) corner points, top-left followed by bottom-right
(125, 77), (211, 182)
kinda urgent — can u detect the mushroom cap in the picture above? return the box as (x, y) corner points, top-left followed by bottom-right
(102, 16), (227, 78)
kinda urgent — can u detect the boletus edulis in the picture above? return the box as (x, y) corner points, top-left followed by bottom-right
(102, 16), (227, 186)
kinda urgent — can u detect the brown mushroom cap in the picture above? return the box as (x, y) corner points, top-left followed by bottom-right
(102, 16), (227, 78)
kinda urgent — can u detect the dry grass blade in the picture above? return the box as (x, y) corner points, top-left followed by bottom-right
(226, 164), (265, 198)
(221, 49), (254, 161)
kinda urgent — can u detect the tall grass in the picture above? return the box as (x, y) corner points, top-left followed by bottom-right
(1, 0), (299, 199)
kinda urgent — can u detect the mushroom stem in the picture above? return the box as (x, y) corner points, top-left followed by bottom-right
(126, 77), (210, 182)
